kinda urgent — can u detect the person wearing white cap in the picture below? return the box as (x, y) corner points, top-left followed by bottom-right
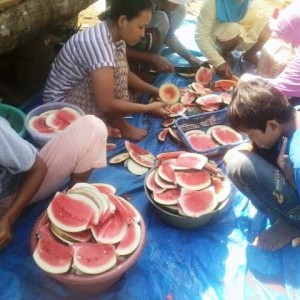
(126, 0), (204, 73)
(195, 0), (291, 79)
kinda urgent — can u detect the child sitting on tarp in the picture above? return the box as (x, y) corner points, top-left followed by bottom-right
(225, 78), (300, 251)
(127, 0), (203, 73)
(43, 0), (169, 141)
(195, 0), (291, 79)
(0, 115), (107, 250)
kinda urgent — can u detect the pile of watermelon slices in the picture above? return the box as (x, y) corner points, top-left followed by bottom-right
(33, 182), (143, 275)
(28, 107), (82, 133)
(145, 151), (231, 218)
(109, 141), (156, 176)
(184, 125), (243, 153)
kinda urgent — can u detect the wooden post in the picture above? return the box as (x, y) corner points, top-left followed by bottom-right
(0, 0), (95, 54)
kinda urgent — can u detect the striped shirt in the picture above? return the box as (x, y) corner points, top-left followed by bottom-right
(43, 21), (126, 103)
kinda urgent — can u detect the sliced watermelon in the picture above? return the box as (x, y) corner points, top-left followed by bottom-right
(145, 169), (161, 192)
(72, 243), (117, 274)
(175, 169), (211, 191)
(129, 150), (155, 168)
(153, 188), (181, 205)
(156, 151), (186, 161)
(109, 153), (130, 164)
(45, 112), (70, 131)
(168, 128), (181, 143)
(154, 169), (177, 189)
(195, 66), (214, 86)
(162, 118), (175, 128)
(33, 223), (73, 274)
(196, 94), (222, 106)
(116, 222), (141, 256)
(92, 182), (117, 195)
(178, 186), (218, 218)
(159, 83), (180, 104)
(126, 158), (149, 176)
(169, 103), (186, 117)
(158, 128), (169, 142)
(187, 134), (218, 152)
(117, 196), (141, 223)
(208, 125), (242, 145)
(180, 92), (196, 104)
(28, 115), (55, 133)
(157, 163), (176, 184)
(172, 153), (208, 170)
(185, 129), (205, 137)
(125, 141), (151, 155)
(55, 107), (81, 123)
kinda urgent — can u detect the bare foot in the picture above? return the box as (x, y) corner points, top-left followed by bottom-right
(252, 220), (300, 251)
(107, 126), (121, 138)
(119, 122), (147, 141)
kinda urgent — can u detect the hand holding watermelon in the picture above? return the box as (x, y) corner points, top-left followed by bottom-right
(147, 101), (170, 118)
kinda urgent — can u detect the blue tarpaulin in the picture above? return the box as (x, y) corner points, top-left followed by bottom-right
(1, 17), (300, 300)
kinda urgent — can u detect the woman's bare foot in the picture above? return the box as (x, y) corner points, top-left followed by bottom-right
(252, 220), (300, 251)
(107, 126), (121, 138)
(119, 122), (147, 141)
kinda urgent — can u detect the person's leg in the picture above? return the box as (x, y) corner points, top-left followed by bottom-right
(32, 115), (108, 202)
(227, 150), (300, 250)
(243, 23), (271, 65)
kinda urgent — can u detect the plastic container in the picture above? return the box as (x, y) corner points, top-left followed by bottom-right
(175, 109), (248, 157)
(31, 211), (146, 295)
(0, 103), (26, 137)
(25, 102), (85, 147)
(144, 171), (232, 229)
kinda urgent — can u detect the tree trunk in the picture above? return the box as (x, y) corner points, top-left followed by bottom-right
(0, 0), (95, 54)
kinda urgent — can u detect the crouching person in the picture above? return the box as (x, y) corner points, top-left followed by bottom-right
(224, 78), (300, 251)
(0, 115), (107, 250)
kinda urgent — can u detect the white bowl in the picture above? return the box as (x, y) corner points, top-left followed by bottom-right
(25, 103), (85, 147)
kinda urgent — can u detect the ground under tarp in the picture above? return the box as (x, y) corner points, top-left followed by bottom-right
(1, 17), (300, 300)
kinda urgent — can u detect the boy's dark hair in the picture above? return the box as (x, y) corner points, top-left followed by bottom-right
(100, 0), (154, 21)
(228, 78), (295, 132)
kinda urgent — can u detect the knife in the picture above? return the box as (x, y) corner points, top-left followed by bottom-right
(149, 61), (211, 74)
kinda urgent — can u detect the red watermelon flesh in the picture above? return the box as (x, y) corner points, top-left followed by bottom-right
(180, 92), (196, 104)
(129, 150), (155, 168)
(210, 126), (242, 145)
(92, 183), (117, 195)
(212, 179), (231, 203)
(125, 141), (151, 155)
(187, 134), (218, 152)
(28, 116), (55, 133)
(47, 192), (99, 233)
(201, 103), (221, 112)
(45, 112), (70, 131)
(172, 153), (208, 170)
(158, 128), (169, 142)
(159, 83), (180, 104)
(154, 169), (177, 189)
(146, 168), (161, 192)
(219, 92), (232, 105)
(157, 151), (186, 161)
(33, 223), (73, 274)
(55, 107), (81, 123)
(72, 243), (117, 274)
(116, 222), (141, 256)
(169, 103), (186, 117)
(178, 186), (218, 218)
(175, 169), (211, 191)
(158, 164), (176, 184)
(91, 210), (128, 244)
(117, 196), (141, 223)
(185, 129), (205, 137)
(195, 66), (214, 85)
(153, 188), (181, 205)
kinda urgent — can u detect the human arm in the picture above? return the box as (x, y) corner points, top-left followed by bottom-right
(91, 67), (169, 118)
(128, 70), (159, 95)
(195, 0), (226, 69)
(126, 47), (175, 73)
(0, 155), (47, 249)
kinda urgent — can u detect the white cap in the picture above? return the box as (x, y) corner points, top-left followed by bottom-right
(167, 0), (189, 4)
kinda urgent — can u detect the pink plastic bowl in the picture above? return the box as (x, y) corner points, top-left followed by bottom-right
(30, 211), (146, 295)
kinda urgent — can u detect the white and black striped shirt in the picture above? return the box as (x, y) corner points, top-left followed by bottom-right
(43, 21), (125, 102)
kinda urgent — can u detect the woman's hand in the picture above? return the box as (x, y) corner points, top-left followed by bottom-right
(0, 216), (12, 250)
(151, 55), (175, 73)
(277, 137), (295, 187)
(147, 101), (169, 118)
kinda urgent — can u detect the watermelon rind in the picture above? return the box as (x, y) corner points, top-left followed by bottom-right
(92, 182), (117, 195)
(158, 128), (169, 142)
(157, 164), (176, 184)
(159, 83), (180, 104)
(72, 243), (117, 275)
(129, 150), (155, 168)
(195, 66), (214, 86)
(126, 158), (149, 176)
(145, 168), (161, 192)
(45, 112), (69, 131)
(162, 118), (175, 128)
(117, 196), (141, 223)
(169, 103), (187, 118)
(153, 188), (180, 205)
(172, 153), (208, 171)
(207, 125), (242, 145)
(109, 152), (130, 164)
(154, 168), (177, 189)
(116, 222), (141, 256)
(185, 129), (205, 137)
(125, 141), (150, 155)
(168, 128), (182, 143)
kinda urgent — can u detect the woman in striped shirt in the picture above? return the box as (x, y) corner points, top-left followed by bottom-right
(43, 0), (169, 141)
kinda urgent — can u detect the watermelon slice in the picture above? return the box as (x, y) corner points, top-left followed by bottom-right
(213, 80), (237, 92)
(109, 153), (130, 164)
(125, 141), (152, 156)
(185, 129), (205, 137)
(219, 92), (232, 105)
(169, 103), (186, 118)
(178, 187), (218, 218)
(201, 103), (221, 112)
(129, 150), (155, 168)
(196, 94), (222, 106)
(162, 118), (175, 128)
(92, 183), (117, 195)
(154, 169), (177, 189)
(157, 164), (176, 184)
(195, 66), (214, 86)
(187, 134), (218, 152)
(168, 128), (182, 143)
(172, 153), (208, 170)
(116, 222), (142, 256)
(212, 179), (231, 203)
(159, 83), (180, 104)
(47, 192), (99, 232)
(158, 128), (169, 142)
(33, 224), (73, 274)
(45, 112), (70, 131)
(72, 243), (117, 274)
(207, 125), (242, 145)
(55, 107), (81, 123)
(153, 188), (181, 205)
(180, 92), (196, 104)
(28, 116), (55, 133)
(126, 158), (149, 176)
(116, 196), (141, 223)
(145, 169), (161, 192)
(175, 169), (211, 191)
(91, 210), (128, 244)
(156, 151), (186, 161)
